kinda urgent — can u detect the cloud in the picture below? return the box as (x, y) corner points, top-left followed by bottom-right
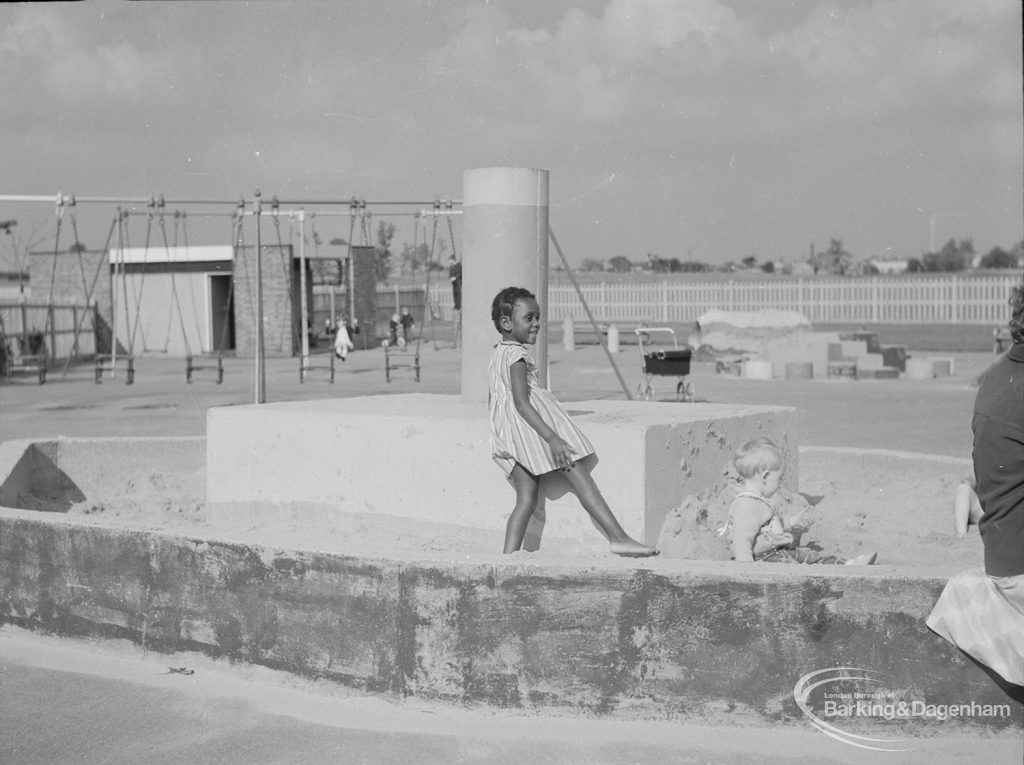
(499, 0), (746, 123)
(2, 5), (188, 126)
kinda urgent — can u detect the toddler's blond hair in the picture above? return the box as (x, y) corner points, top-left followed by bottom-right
(732, 438), (784, 479)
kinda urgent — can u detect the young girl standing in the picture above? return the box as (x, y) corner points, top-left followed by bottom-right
(488, 286), (658, 557)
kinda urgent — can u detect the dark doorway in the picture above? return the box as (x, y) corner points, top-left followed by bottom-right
(210, 274), (235, 352)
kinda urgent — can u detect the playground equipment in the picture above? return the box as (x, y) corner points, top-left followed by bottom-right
(0, 314), (46, 384)
(0, 191), (463, 400)
(379, 200), (460, 383)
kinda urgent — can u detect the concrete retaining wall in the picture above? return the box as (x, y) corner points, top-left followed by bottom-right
(0, 511), (1017, 734)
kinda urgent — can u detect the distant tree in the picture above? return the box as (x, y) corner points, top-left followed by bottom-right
(760, 260), (775, 274)
(399, 241), (428, 276)
(374, 220), (396, 283)
(906, 258), (925, 273)
(608, 255), (632, 273)
(923, 237), (973, 272)
(69, 242), (87, 253)
(979, 246), (1018, 269)
(741, 255), (757, 269)
(579, 258), (604, 272)
(813, 238), (853, 275)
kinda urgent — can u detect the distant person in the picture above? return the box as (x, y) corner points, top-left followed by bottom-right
(718, 438), (876, 565)
(388, 313), (400, 347)
(449, 256), (462, 311)
(488, 286), (657, 558)
(399, 307), (415, 345)
(952, 474), (983, 538)
(333, 319), (354, 361)
(928, 283), (1024, 699)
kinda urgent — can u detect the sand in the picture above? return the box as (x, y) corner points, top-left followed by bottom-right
(47, 443), (983, 573)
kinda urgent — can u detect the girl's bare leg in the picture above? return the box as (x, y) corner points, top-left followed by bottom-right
(504, 464), (541, 553)
(562, 463), (658, 557)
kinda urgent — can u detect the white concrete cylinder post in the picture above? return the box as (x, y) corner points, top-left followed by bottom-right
(607, 323), (620, 354)
(461, 167), (550, 404)
(562, 315), (575, 352)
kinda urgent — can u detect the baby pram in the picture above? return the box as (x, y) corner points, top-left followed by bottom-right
(635, 327), (694, 402)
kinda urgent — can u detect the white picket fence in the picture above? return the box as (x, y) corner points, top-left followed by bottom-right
(424, 273), (1020, 326)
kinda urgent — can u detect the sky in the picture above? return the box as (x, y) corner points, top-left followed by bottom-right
(0, 0), (1021, 271)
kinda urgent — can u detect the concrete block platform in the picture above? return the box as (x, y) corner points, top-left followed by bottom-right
(206, 394), (797, 545)
(0, 508), (1017, 735)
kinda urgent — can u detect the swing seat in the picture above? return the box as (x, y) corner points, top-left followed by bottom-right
(186, 354), (224, 384)
(6, 349), (46, 385)
(299, 353), (335, 384)
(94, 356), (135, 385)
(383, 340), (420, 383)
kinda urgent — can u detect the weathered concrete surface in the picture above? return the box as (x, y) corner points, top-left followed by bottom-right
(205, 394), (796, 544)
(0, 510), (1017, 734)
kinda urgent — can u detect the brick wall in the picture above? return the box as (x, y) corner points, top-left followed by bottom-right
(350, 245), (377, 348)
(28, 249), (111, 318)
(233, 244), (296, 357)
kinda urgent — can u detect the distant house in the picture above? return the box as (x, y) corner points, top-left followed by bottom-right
(784, 261), (815, 276)
(869, 258), (909, 275)
(0, 270), (27, 300)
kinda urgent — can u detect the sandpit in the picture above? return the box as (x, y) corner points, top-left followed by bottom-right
(13, 442), (983, 573)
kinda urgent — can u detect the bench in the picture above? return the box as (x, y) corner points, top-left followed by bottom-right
(562, 319), (655, 349)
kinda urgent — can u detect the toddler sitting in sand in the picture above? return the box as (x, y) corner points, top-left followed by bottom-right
(719, 438), (877, 565)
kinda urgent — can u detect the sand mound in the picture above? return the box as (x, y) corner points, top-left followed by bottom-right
(42, 447), (983, 571)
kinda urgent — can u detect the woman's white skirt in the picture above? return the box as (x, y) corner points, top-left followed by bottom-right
(927, 567), (1024, 686)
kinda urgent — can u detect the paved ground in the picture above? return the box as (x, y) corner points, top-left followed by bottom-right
(1, 336), (1020, 764)
(0, 339), (991, 458)
(2, 628), (1020, 765)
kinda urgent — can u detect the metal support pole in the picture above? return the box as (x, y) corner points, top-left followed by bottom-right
(254, 190), (265, 404)
(298, 210), (309, 364)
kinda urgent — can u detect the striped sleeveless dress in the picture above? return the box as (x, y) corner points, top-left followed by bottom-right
(488, 341), (594, 478)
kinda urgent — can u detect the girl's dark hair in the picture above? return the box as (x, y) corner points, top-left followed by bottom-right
(491, 286), (535, 332)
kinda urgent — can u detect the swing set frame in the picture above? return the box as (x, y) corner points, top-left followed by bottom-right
(0, 192), (462, 400)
